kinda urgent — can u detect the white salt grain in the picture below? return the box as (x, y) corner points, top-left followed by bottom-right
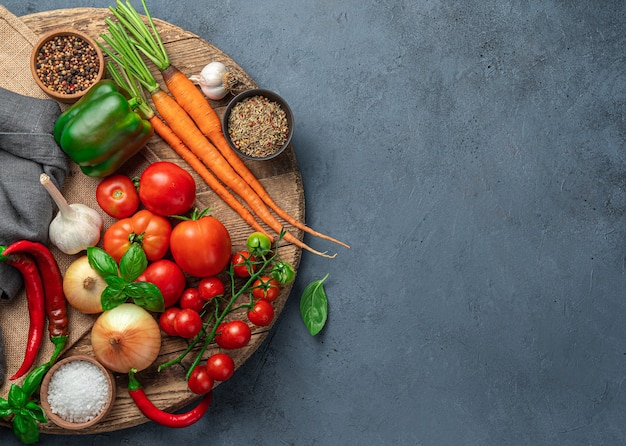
(47, 359), (109, 423)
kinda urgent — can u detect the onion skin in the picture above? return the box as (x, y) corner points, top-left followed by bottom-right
(91, 303), (161, 373)
(63, 255), (106, 314)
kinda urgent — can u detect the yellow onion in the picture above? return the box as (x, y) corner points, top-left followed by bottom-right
(63, 255), (106, 314)
(91, 303), (161, 373)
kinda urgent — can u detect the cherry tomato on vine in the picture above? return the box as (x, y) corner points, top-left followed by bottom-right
(197, 276), (225, 301)
(159, 307), (181, 337)
(271, 261), (296, 285)
(103, 209), (172, 263)
(247, 299), (275, 327)
(231, 251), (256, 278)
(206, 353), (235, 381)
(95, 174), (139, 219)
(215, 320), (251, 349)
(179, 288), (205, 313)
(246, 231), (272, 257)
(187, 365), (214, 394)
(136, 259), (186, 308)
(252, 275), (280, 302)
(170, 209), (232, 277)
(139, 161), (196, 216)
(174, 308), (203, 339)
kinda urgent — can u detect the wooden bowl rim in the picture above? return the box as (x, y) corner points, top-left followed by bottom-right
(39, 354), (116, 430)
(29, 27), (105, 104)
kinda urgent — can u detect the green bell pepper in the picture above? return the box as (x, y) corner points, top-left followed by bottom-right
(53, 80), (153, 178)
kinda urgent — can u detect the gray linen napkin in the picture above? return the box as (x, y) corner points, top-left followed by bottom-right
(0, 87), (68, 301)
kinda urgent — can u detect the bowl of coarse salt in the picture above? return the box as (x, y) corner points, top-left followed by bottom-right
(40, 355), (116, 430)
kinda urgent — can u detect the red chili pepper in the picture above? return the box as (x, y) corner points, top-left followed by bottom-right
(0, 249), (46, 380)
(128, 368), (212, 428)
(3, 241), (68, 339)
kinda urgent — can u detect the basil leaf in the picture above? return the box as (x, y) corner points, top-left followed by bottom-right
(12, 412), (39, 444)
(8, 384), (26, 409)
(87, 247), (119, 278)
(104, 275), (127, 288)
(24, 402), (47, 423)
(119, 243), (147, 282)
(0, 398), (13, 418)
(300, 274), (329, 336)
(101, 285), (128, 311)
(126, 281), (165, 312)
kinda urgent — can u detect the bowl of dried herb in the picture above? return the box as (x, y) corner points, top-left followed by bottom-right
(222, 88), (294, 161)
(30, 28), (104, 104)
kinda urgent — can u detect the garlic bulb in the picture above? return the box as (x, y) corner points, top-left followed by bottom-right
(40, 173), (103, 255)
(189, 61), (247, 100)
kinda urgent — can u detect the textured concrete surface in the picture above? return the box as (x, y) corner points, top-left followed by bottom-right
(2, 1), (626, 445)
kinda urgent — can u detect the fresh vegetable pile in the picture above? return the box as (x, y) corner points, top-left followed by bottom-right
(0, 0), (346, 442)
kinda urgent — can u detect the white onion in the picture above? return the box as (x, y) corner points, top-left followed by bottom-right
(91, 303), (161, 373)
(63, 255), (106, 314)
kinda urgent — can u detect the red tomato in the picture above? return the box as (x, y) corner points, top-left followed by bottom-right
(247, 299), (275, 327)
(136, 259), (186, 308)
(215, 320), (251, 349)
(252, 276), (280, 302)
(159, 307), (181, 337)
(206, 353), (235, 381)
(187, 365), (214, 394)
(231, 251), (256, 278)
(170, 212), (231, 277)
(139, 161), (196, 216)
(197, 276), (225, 301)
(103, 210), (172, 263)
(95, 174), (139, 219)
(179, 288), (205, 313)
(174, 308), (203, 339)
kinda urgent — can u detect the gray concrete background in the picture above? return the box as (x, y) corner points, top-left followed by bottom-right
(2, 1), (626, 445)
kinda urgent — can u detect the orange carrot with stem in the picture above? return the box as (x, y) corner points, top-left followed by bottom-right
(110, 0), (349, 250)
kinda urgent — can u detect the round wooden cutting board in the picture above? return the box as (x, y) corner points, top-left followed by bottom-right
(9, 8), (304, 434)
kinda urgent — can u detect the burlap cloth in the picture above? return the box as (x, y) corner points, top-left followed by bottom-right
(0, 5), (153, 398)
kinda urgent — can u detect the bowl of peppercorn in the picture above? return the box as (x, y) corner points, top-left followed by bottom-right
(30, 28), (104, 104)
(222, 88), (294, 161)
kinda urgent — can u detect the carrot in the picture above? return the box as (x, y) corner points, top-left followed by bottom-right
(150, 88), (336, 258)
(110, 0), (349, 250)
(148, 116), (272, 240)
(162, 66), (350, 250)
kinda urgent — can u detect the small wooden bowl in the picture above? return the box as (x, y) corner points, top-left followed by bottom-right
(30, 28), (104, 104)
(222, 88), (294, 161)
(40, 355), (116, 430)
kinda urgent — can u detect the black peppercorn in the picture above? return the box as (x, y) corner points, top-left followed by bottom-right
(35, 34), (100, 95)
